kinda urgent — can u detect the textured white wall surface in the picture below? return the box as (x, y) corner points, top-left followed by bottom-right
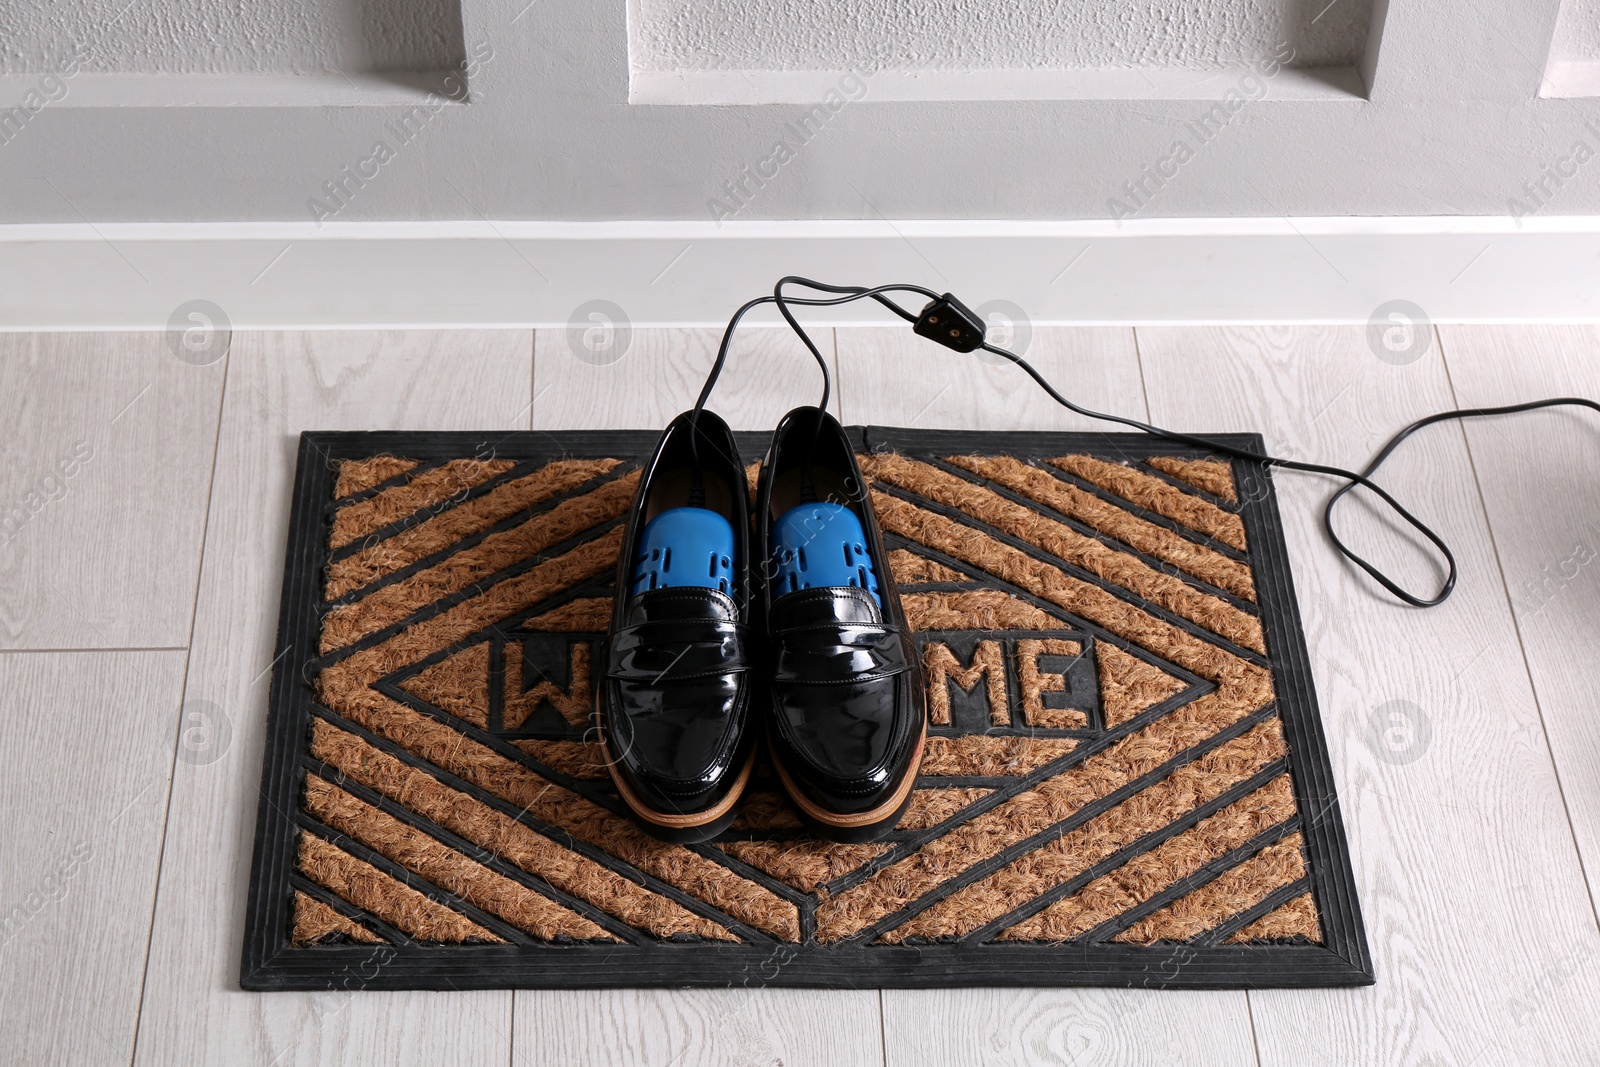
(0, 0), (1596, 222)
(0, 0), (463, 74)
(1550, 0), (1600, 62)
(631, 0), (1369, 72)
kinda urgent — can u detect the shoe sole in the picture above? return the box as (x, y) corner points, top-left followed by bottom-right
(603, 734), (756, 845)
(771, 720), (927, 843)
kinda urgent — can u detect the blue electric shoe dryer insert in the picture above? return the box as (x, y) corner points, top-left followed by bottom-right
(770, 502), (881, 608)
(630, 507), (736, 597)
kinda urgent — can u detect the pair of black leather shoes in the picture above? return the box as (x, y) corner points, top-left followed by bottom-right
(597, 407), (926, 844)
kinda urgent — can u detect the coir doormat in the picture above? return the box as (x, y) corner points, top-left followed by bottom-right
(241, 428), (1371, 990)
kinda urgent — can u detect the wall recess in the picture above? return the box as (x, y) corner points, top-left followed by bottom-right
(0, 0), (469, 106)
(628, 0), (1378, 102)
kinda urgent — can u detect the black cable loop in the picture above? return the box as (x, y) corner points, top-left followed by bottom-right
(687, 280), (937, 506)
(690, 276), (1599, 608)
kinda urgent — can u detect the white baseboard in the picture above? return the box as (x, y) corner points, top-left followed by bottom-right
(4, 217), (1600, 331)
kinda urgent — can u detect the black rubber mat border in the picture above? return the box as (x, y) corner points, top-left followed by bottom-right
(240, 428), (1372, 990)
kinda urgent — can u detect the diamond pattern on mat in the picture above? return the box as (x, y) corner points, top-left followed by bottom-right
(293, 451), (1323, 951)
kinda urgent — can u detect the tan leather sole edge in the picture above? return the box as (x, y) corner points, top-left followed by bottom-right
(605, 735), (757, 830)
(772, 721), (927, 830)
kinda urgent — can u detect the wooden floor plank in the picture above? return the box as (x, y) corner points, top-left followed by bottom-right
(0, 650), (186, 1067)
(0, 332), (225, 648)
(836, 324), (1150, 432)
(517, 989), (883, 1067)
(1436, 323), (1600, 954)
(533, 324), (836, 431)
(833, 324), (1259, 1067)
(133, 331), (531, 1067)
(514, 323), (886, 1067)
(1136, 325), (1600, 1067)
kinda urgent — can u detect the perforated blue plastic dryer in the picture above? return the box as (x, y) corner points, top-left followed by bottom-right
(769, 502), (881, 607)
(630, 507), (736, 597)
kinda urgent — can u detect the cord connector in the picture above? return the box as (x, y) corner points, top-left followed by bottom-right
(914, 293), (987, 353)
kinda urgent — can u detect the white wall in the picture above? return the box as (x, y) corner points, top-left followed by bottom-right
(0, 0), (1595, 223)
(0, 0), (464, 75)
(1550, 0), (1600, 63)
(630, 0), (1369, 72)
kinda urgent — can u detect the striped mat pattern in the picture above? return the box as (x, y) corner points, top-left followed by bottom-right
(243, 429), (1367, 989)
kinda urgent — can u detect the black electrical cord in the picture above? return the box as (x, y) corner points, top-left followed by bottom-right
(687, 280), (935, 504)
(693, 276), (1600, 608)
(973, 336), (1600, 606)
(690, 279), (931, 415)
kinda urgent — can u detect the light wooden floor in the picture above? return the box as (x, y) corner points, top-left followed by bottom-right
(2, 325), (1597, 1066)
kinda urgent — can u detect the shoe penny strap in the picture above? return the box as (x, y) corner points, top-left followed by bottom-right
(772, 622), (912, 685)
(607, 619), (753, 683)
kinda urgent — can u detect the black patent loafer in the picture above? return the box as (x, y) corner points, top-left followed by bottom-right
(598, 410), (757, 843)
(756, 407), (927, 842)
